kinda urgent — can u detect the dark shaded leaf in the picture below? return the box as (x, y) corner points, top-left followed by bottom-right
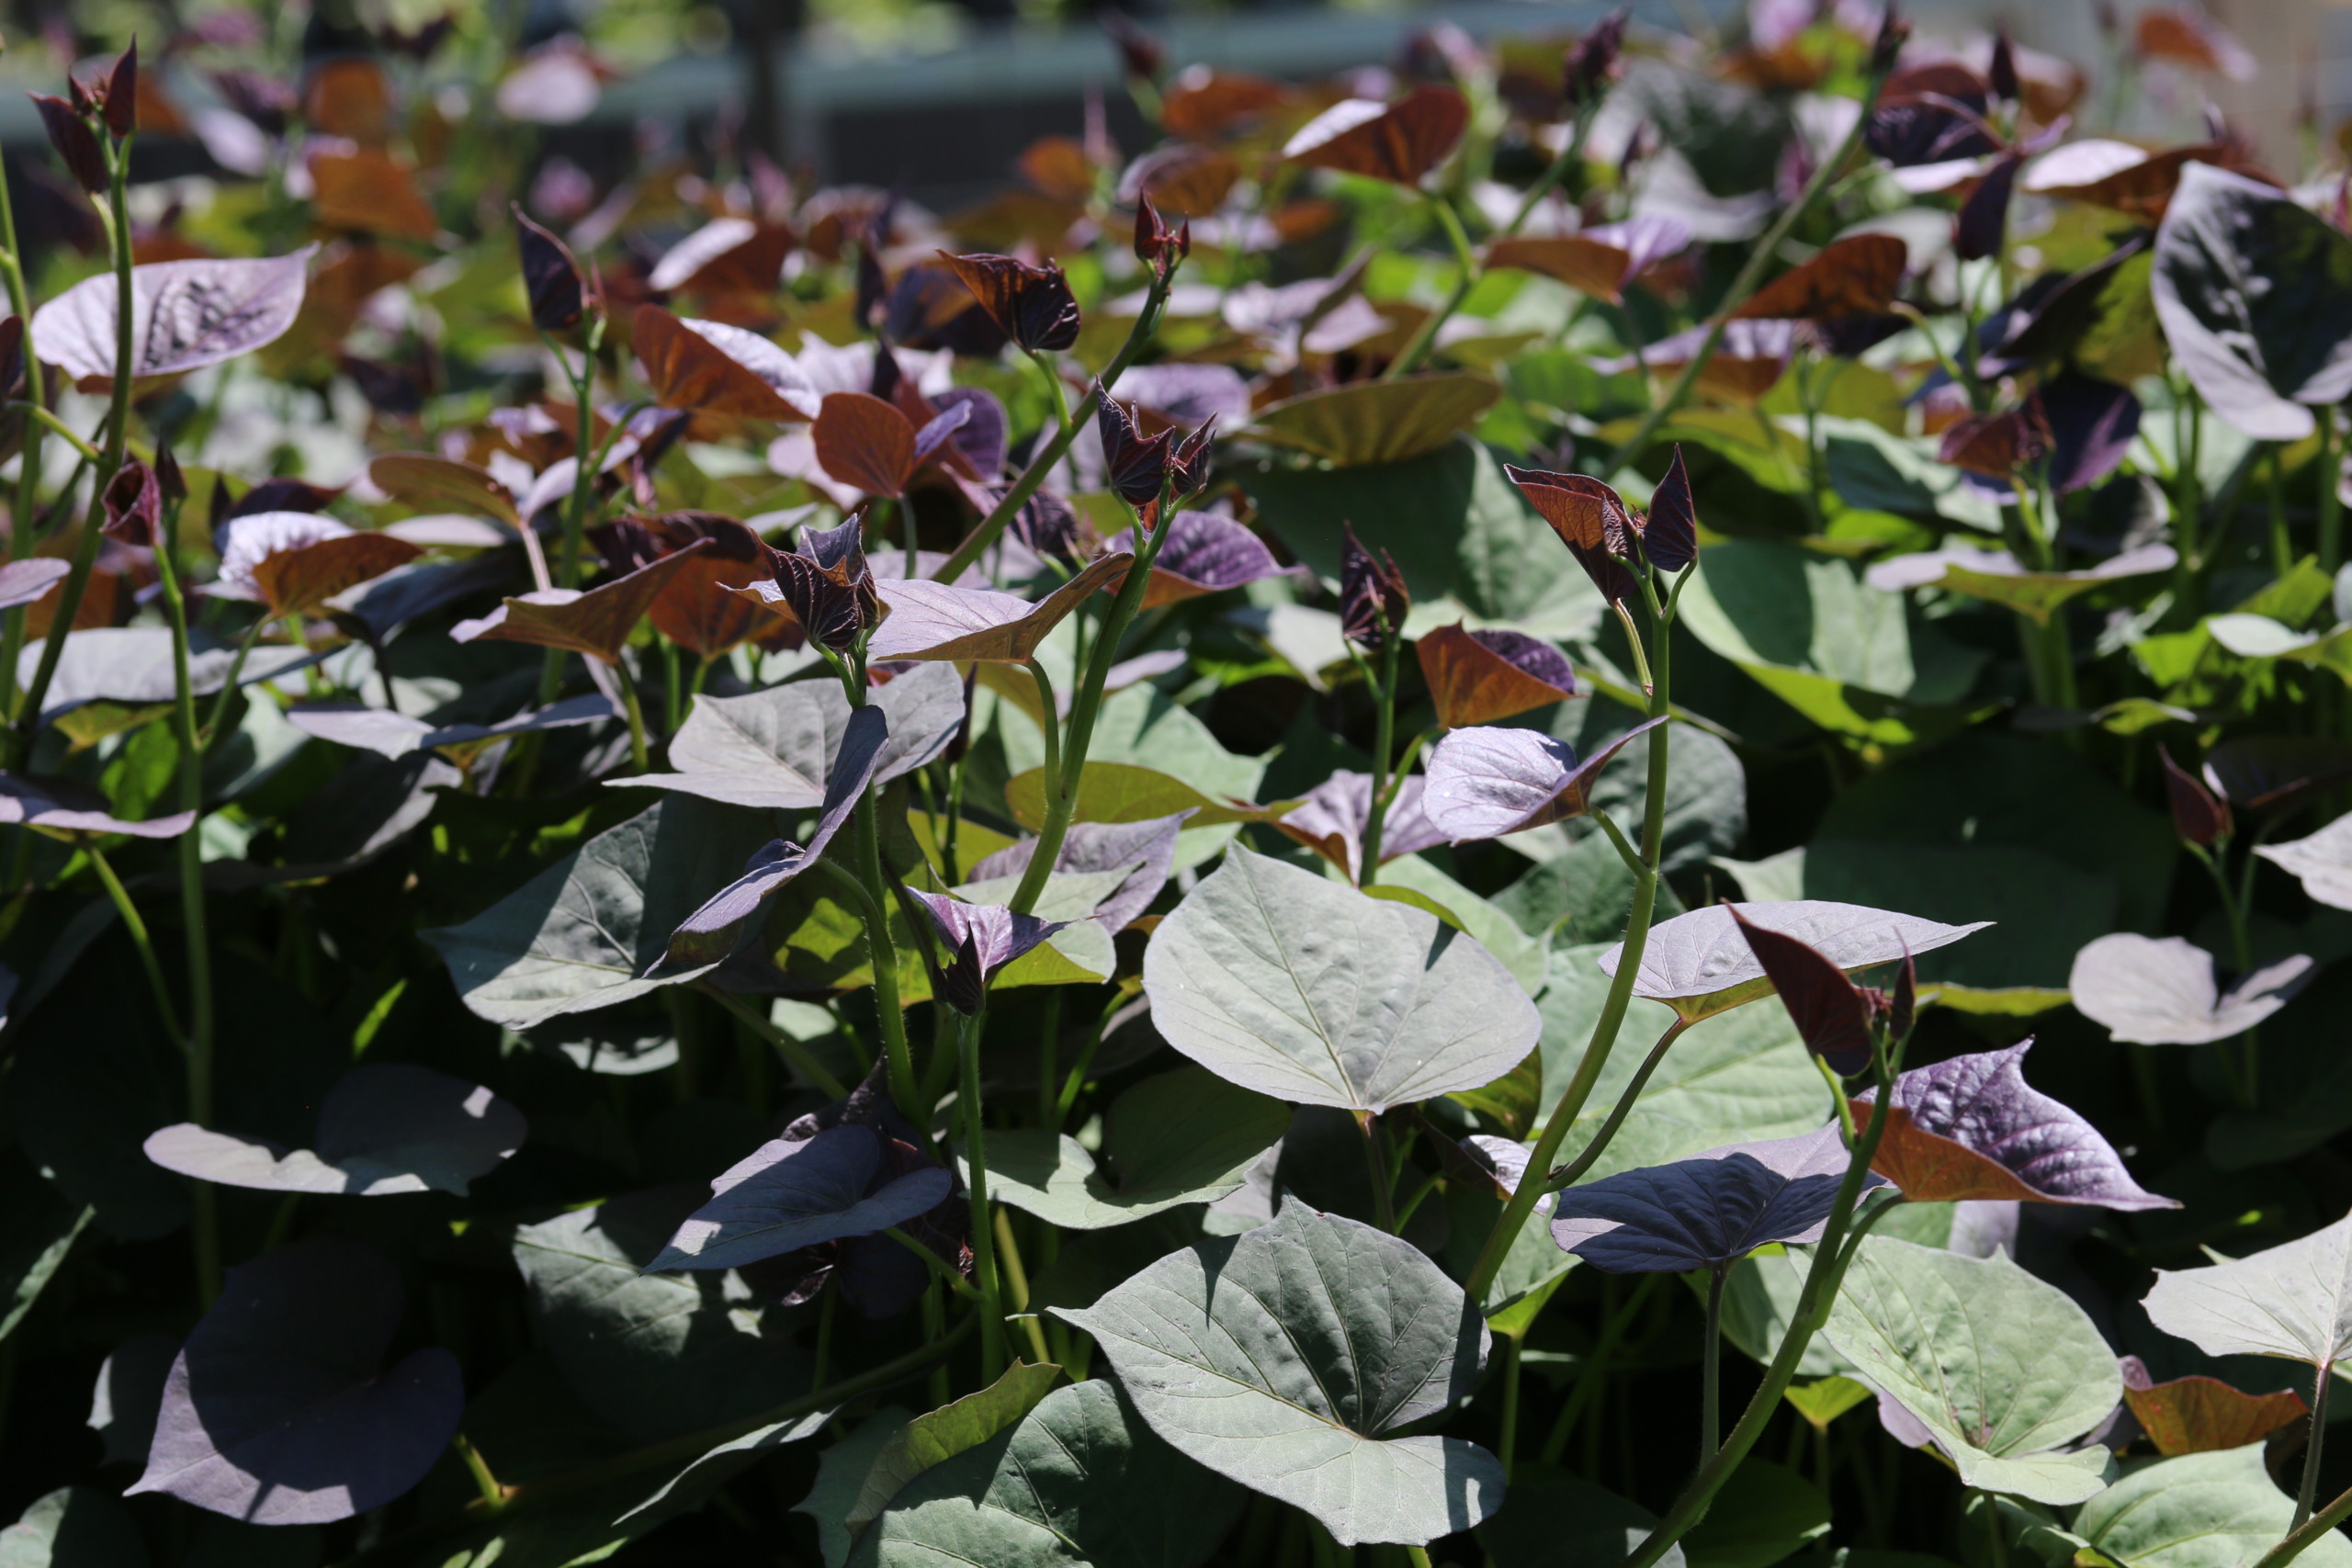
(2159, 746), (2231, 845)
(1339, 525), (1409, 648)
(1728, 905), (1875, 1076)
(1550, 1123), (1883, 1271)
(1732, 234), (1908, 321)
(938, 252), (1081, 353)
(514, 207), (585, 331)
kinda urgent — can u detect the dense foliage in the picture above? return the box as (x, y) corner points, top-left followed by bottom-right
(6, 5), (2352, 1567)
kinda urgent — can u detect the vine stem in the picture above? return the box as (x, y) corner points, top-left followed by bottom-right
(17, 123), (138, 758)
(2262, 1468), (2352, 1568)
(958, 1007), (1010, 1381)
(700, 984), (848, 1099)
(1464, 575), (1676, 1304)
(0, 74), (45, 731)
(930, 269), (1174, 584)
(2297, 1359), (2335, 1530)
(85, 844), (185, 1046)
(1608, 62), (1892, 474)
(1359, 630), (1401, 886)
(1549, 1018), (1690, 1192)
(1702, 1262), (1728, 1464)
(1620, 1091), (1903, 1568)
(1006, 488), (1178, 917)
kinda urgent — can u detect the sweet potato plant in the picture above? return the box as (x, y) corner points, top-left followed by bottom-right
(7, 5), (2352, 1566)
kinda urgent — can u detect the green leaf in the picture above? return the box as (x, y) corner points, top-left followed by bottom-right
(2075, 1446), (2352, 1568)
(1719, 1248), (1854, 1379)
(1248, 372), (1502, 465)
(796, 1408), (912, 1568)
(1143, 846), (1542, 1114)
(511, 1190), (811, 1442)
(960, 1067), (1288, 1230)
(1682, 1458), (1831, 1568)
(1821, 418), (2006, 533)
(846, 1361), (1065, 1538)
(1056, 1208), (1506, 1547)
(0, 1487), (149, 1568)
(1823, 1237), (2121, 1504)
(2143, 1208), (2352, 1368)
(0, 1157), (90, 1344)
(1375, 853), (1549, 996)
(1497, 832), (1690, 946)
(1536, 944), (1834, 1182)
(1782, 1376), (1873, 1431)
(1003, 761), (1284, 830)
(848, 1380), (1247, 1568)
(423, 796), (778, 1029)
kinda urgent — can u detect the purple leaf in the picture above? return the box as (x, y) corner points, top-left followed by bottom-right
(1644, 446), (1698, 573)
(1421, 717), (1664, 840)
(1550, 1123), (1887, 1272)
(910, 399), (972, 468)
(1276, 773), (1446, 882)
(1114, 362), (1252, 426)
(908, 891), (1072, 1011)
(2039, 372), (2143, 493)
(659, 704), (886, 971)
(1107, 506), (1298, 604)
(0, 773), (192, 840)
(1730, 904), (1881, 1076)
(1600, 900), (1991, 1023)
(967, 811), (1193, 936)
(2067, 934), (2312, 1045)
(1954, 152), (2024, 263)
(143, 1063), (527, 1197)
(649, 1124), (955, 1272)
(0, 558), (69, 611)
(932, 386), (1007, 477)
(1854, 1042), (2177, 1211)
(514, 207), (586, 332)
(1339, 525), (1409, 649)
(128, 1237), (462, 1524)
(31, 249), (316, 383)
(865, 552), (1125, 662)
(1096, 392), (1174, 510)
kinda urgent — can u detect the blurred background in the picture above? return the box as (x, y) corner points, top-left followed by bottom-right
(0, 0), (2338, 220)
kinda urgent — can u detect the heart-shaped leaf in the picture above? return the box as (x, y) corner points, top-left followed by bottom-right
(1550, 1122), (1883, 1272)
(647, 216), (791, 296)
(2066, 934), (2312, 1045)
(1282, 85), (1470, 186)
(2153, 161), (2352, 441)
(1055, 1207), (1504, 1547)
(1823, 1236), (2120, 1504)
(1600, 901), (1991, 1023)
(2143, 1207), (2352, 1369)
(865, 552), (1126, 661)
(967, 811), (1190, 936)
(368, 452), (519, 525)
(1003, 760), (1282, 831)
(629, 660), (964, 810)
(2119, 1357), (2307, 1456)
(1866, 542), (2176, 625)
(1852, 1043), (2175, 1211)
(1731, 234), (1909, 321)
(142, 1063), (526, 1197)
(422, 795), (778, 1029)
(847, 1379), (1246, 1568)
(845, 1362), (1067, 1539)
(1274, 771), (1446, 882)
(2075, 1445), (2352, 1568)
(2023, 140), (2219, 221)
(128, 1236), (461, 1523)
(634, 307), (821, 421)
(1416, 624), (1579, 728)
(451, 543), (709, 663)
(1421, 716), (1664, 840)
(1484, 216), (1690, 303)
(250, 531), (423, 618)
(1107, 506), (1299, 605)
(814, 391), (919, 498)
(961, 1066), (1288, 1230)
(938, 252), (1082, 354)
(1141, 845), (1539, 1113)
(660, 704), (885, 970)
(1250, 373), (1499, 467)
(649, 1124), (954, 1272)
(32, 248), (317, 383)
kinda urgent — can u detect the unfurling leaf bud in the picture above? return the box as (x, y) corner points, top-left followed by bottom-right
(100, 458), (161, 547)
(1562, 6), (1629, 109)
(1096, 392), (1175, 512)
(1340, 525), (1409, 650)
(512, 204), (586, 332)
(103, 40), (138, 139)
(2159, 747), (2233, 846)
(31, 94), (106, 195)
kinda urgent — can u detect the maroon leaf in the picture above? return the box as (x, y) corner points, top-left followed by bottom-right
(514, 206), (585, 332)
(865, 553), (1126, 662)
(1851, 1042), (2177, 1209)
(1644, 446), (1698, 573)
(1275, 773), (1445, 882)
(1503, 464), (1636, 602)
(452, 543), (708, 663)
(2159, 746), (2232, 846)
(1955, 153), (2025, 264)
(1416, 625), (1578, 728)
(102, 41), (139, 139)
(30, 95), (105, 196)
(743, 518), (881, 654)
(1728, 904), (1876, 1077)
(100, 458), (161, 546)
(2119, 1357), (2306, 1456)
(1097, 392), (1173, 510)
(1564, 6), (1631, 107)
(1339, 525), (1409, 649)
(1282, 85), (1470, 187)
(938, 252), (1082, 354)
(906, 892), (1071, 1013)
(1106, 506), (1295, 605)
(813, 391), (918, 499)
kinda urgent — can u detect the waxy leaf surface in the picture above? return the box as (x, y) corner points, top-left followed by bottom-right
(1600, 901), (1990, 1022)
(1422, 717), (1663, 840)
(1142, 846), (1540, 1114)
(2075, 1445), (2352, 1568)
(2067, 934), (2312, 1045)
(650, 1125), (953, 1272)
(2143, 1208), (2352, 1367)
(1055, 1208), (1504, 1547)
(630, 660), (963, 809)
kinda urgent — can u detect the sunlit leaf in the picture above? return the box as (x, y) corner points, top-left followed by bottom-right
(31, 248), (317, 383)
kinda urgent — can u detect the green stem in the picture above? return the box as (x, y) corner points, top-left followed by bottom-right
(1385, 193), (1483, 380)
(613, 659), (650, 773)
(1360, 633), (1401, 886)
(85, 844), (185, 1046)
(2298, 1358), (2334, 1530)
(959, 1008), (1010, 1380)
(1357, 1113), (1397, 1232)
(9, 406), (96, 461)
(2323, 408), (2344, 576)
(1540, 1273), (1661, 1467)
(15, 130), (136, 757)
(1620, 1094), (1902, 1568)
(1498, 1335), (1523, 1481)
(1549, 1018), (1690, 1191)
(1465, 586), (1675, 1304)
(994, 1207), (1053, 1364)
(699, 985), (848, 1099)
(1007, 499), (1175, 916)
(1609, 66), (1891, 473)
(2264, 1480), (2352, 1568)
(198, 617), (270, 747)
(1702, 1262), (1727, 1464)
(886, 1226), (980, 1301)
(932, 273), (1174, 583)
(453, 1434), (507, 1512)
